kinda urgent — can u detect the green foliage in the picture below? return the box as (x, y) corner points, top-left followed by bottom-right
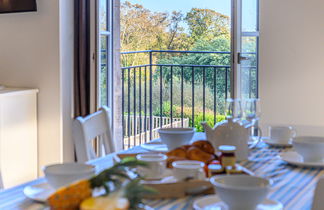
(89, 159), (154, 209)
(154, 102), (226, 132)
(194, 112), (226, 132)
(89, 159), (147, 194)
(155, 38), (231, 96)
(173, 106), (225, 131)
(185, 8), (230, 44)
(123, 179), (157, 209)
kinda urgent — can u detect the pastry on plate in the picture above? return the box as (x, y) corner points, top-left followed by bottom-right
(192, 140), (215, 154)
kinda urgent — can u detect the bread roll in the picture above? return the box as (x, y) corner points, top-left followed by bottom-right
(192, 140), (215, 154)
(187, 146), (215, 163)
(166, 147), (187, 158)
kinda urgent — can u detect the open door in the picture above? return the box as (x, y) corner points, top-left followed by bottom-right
(96, 0), (123, 151)
(231, 0), (259, 99)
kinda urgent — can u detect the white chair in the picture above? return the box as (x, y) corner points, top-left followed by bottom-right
(73, 106), (116, 163)
(312, 176), (324, 210)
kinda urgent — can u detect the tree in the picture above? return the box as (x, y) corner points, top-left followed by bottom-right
(185, 8), (230, 44)
(120, 1), (169, 66)
(165, 11), (191, 51)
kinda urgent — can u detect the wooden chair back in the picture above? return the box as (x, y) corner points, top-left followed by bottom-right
(73, 106), (115, 162)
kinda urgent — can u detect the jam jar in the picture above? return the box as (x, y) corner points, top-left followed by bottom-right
(218, 145), (236, 167)
(208, 164), (224, 177)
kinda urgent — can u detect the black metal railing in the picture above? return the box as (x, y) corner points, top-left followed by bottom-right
(116, 50), (257, 149)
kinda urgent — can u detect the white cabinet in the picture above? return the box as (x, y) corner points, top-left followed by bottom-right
(0, 88), (38, 188)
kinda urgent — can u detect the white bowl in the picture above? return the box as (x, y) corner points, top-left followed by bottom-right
(158, 128), (195, 150)
(293, 136), (324, 162)
(43, 163), (96, 189)
(210, 175), (271, 210)
(136, 154), (167, 179)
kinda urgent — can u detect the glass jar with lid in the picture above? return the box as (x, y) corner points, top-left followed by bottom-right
(208, 164), (224, 177)
(218, 145), (236, 167)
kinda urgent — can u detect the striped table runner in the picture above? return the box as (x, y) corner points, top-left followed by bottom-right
(0, 142), (323, 210)
(145, 143), (324, 210)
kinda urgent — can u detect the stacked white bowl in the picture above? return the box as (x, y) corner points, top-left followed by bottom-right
(158, 128), (195, 150)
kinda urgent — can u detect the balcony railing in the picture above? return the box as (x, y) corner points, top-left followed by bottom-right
(118, 50), (257, 149)
(123, 116), (189, 149)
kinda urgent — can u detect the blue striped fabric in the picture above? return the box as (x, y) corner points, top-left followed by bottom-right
(0, 142), (323, 210)
(145, 143), (324, 210)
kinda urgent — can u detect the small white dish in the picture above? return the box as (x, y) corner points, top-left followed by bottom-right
(193, 195), (283, 210)
(279, 151), (324, 167)
(24, 182), (55, 202)
(262, 137), (292, 147)
(140, 140), (169, 152)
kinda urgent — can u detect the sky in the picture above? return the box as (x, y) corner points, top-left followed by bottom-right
(123, 0), (257, 32)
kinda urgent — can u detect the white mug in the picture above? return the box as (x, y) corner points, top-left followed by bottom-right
(136, 153), (167, 180)
(172, 160), (205, 181)
(269, 126), (296, 143)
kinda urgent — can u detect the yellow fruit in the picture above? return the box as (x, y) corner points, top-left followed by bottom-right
(47, 179), (92, 210)
(80, 193), (129, 210)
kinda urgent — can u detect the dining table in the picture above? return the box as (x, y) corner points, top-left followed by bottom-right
(1, 132), (324, 210)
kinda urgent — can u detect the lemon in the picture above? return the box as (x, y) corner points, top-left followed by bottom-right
(80, 194), (130, 210)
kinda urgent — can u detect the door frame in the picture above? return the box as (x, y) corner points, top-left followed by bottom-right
(230, 0), (242, 100)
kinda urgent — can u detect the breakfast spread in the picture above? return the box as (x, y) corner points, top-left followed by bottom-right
(166, 140), (215, 167)
(165, 140), (244, 176)
(45, 140), (253, 207)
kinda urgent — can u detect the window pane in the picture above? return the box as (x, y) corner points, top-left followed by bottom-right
(241, 36), (257, 98)
(100, 36), (108, 106)
(99, 0), (107, 31)
(242, 0), (257, 32)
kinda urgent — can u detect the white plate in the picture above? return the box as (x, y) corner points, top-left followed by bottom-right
(140, 140), (168, 152)
(279, 151), (324, 167)
(262, 137), (292, 147)
(24, 182), (106, 203)
(24, 182), (55, 202)
(193, 195), (283, 210)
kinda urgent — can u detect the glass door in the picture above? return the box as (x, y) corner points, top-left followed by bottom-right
(231, 0), (259, 99)
(98, 0), (114, 108)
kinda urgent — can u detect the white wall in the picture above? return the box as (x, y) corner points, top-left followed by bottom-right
(0, 0), (74, 178)
(259, 0), (324, 136)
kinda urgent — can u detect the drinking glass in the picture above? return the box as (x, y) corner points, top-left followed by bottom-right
(244, 98), (261, 123)
(244, 98), (262, 143)
(225, 98), (243, 120)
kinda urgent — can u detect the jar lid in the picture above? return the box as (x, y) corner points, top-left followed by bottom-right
(208, 164), (223, 172)
(218, 145), (236, 153)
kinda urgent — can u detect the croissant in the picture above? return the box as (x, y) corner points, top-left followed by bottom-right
(192, 140), (215, 154)
(180, 145), (192, 151)
(187, 146), (215, 163)
(166, 147), (187, 158)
